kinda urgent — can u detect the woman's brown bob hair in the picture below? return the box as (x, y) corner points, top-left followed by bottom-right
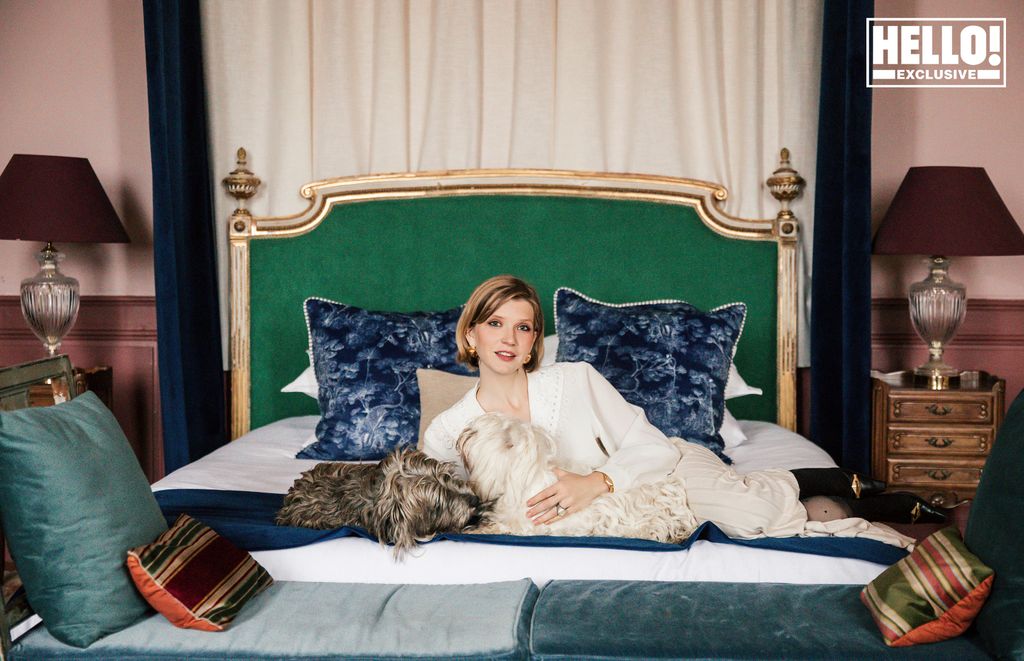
(456, 275), (545, 372)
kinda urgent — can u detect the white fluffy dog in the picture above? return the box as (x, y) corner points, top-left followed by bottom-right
(456, 413), (697, 543)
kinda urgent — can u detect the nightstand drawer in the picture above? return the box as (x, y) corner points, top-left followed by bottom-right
(889, 396), (992, 424)
(886, 426), (992, 455)
(887, 460), (984, 487)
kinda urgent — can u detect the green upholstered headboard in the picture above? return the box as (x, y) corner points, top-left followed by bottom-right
(225, 158), (804, 438)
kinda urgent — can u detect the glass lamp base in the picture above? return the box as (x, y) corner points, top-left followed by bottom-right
(913, 361), (960, 378)
(20, 243), (80, 356)
(914, 361), (959, 391)
(908, 256), (965, 389)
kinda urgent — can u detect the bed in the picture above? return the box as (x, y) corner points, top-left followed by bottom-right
(150, 148), (909, 587)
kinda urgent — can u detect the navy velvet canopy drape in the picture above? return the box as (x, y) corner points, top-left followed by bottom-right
(810, 0), (874, 474)
(143, 0), (226, 473)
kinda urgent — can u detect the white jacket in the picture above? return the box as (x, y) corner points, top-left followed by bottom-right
(422, 361), (680, 491)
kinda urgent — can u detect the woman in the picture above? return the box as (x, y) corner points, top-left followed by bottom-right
(423, 275), (944, 536)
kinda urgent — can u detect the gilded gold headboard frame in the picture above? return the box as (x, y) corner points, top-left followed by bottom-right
(223, 149), (805, 439)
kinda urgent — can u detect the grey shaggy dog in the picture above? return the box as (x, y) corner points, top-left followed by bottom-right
(276, 447), (488, 557)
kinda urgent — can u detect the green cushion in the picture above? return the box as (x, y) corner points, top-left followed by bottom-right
(965, 387), (1024, 659)
(530, 580), (991, 660)
(10, 580), (539, 660)
(0, 391), (168, 647)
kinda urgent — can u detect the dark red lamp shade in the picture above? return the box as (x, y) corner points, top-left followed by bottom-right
(0, 154), (129, 243)
(873, 167), (1024, 256)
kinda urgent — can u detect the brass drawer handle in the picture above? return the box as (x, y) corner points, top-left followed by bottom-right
(927, 469), (953, 481)
(926, 437), (954, 448)
(926, 404), (953, 416)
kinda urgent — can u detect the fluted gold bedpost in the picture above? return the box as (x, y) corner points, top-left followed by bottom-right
(766, 148), (805, 431)
(223, 148), (261, 439)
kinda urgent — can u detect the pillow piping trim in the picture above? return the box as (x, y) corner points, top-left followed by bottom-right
(302, 296), (343, 356)
(550, 286), (748, 397)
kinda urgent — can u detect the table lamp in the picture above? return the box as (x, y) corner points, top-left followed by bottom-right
(0, 154), (129, 355)
(873, 166), (1024, 386)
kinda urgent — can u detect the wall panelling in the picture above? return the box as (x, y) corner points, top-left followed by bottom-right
(0, 295), (162, 481)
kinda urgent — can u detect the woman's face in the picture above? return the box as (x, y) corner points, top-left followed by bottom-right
(467, 298), (538, 376)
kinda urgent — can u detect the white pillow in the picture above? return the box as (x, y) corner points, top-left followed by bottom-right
(725, 364), (763, 399)
(721, 366), (760, 449)
(281, 351), (318, 399)
(720, 408), (748, 449)
(541, 334), (558, 366)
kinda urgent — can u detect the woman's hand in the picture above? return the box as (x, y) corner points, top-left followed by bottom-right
(526, 469), (609, 525)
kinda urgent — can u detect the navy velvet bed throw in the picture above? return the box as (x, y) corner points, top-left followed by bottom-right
(154, 489), (906, 566)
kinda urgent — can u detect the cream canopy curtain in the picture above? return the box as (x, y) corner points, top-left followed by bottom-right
(202, 0), (823, 366)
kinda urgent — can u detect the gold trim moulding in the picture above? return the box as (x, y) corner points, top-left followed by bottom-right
(228, 234), (251, 439)
(241, 168), (784, 242)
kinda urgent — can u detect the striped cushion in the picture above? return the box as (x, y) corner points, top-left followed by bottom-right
(861, 526), (994, 647)
(126, 514), (273, 632)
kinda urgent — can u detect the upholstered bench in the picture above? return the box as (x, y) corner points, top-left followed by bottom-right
(8, 580), (538, 660)
(530, 580), (989, 660)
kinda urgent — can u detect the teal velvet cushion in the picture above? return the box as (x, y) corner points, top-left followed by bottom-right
(530, 580), (990, 660)
(0, 391), (168, 648)
(965, 387), (1024, 659)
(10, 580), (539, 660)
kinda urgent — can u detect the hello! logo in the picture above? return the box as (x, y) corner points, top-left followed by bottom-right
(867, 18), (1006, 87)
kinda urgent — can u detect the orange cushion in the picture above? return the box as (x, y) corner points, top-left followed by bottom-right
(126, 514), (273, 631)
(861, 526), (994, 646)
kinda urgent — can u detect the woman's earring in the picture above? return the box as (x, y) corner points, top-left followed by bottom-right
(523, 353), (531, 365)
(468, 346), (477, 357)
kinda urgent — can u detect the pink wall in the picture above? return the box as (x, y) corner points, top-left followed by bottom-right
(872, 0), (1024, 300)
(0, 0), (153, 296)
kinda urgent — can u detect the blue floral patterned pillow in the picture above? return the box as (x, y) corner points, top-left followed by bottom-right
(554, 288), (745, 461)
(299, 298), (470, 461)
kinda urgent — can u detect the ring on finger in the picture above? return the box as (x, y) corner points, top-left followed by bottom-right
(556, 505), (567, 517)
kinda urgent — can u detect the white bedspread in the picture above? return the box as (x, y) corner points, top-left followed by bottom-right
(152, 417), (889, 586)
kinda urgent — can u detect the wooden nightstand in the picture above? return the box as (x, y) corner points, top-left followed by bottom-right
(74, 366), (113, 409)
(19, 365), (112, 409)
(871, 370), (1005, 507)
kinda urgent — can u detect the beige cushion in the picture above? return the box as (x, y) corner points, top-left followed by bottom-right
(416, 369), (478, 449)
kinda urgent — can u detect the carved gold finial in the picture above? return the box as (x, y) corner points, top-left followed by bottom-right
(766, 148), (805, 237)
(223, 147), (261, 214)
